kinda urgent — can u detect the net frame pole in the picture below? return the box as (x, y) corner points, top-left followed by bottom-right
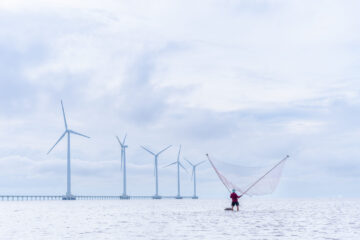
(206, 154), (231, 193)
(241, 155), (289, 196)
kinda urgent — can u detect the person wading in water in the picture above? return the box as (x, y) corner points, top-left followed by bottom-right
(230, 189), (242, 211)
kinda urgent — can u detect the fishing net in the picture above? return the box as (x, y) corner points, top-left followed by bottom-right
(208, 155), (288, 196)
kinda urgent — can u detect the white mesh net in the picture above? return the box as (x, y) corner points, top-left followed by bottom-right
(208, 155), (288, 196)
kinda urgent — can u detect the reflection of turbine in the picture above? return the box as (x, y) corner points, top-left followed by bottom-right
(164, 145), (187, 199)
(116, 134), (129, 199)
(47, 100), (90, 200)
(141, 145), (172, 199)
(185, 158), (206, 199)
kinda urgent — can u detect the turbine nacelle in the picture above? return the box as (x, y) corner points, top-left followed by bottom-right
(116, 134), (128, 148)
(164, 145), (187, 173)
(116, 134), (128, 170)
(47, 129), (90, 155)
(184, 158), (206, 181)
(141, 145), (172, 157)
(164, 161), (187, 172)
(47, 101), (90, 155)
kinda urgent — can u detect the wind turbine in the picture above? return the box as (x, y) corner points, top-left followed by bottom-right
(141, 145), (172, 199)
(164, 145), (187, 199)
(185, 158), (206, 199)
(47, 100), (90, 200)
(116, 134), (130, 199)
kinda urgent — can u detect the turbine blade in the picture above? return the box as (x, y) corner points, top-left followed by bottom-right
(191, 169), (194, 181)
(184, 158), (194, 167)
(195, 160), (207, 167)
(177, 145), (181, 162)
(69, 130), (90, 138)
(116, 136), (124, 147)
(122, 134), (127, 145)
(163, 162), (177, 168)
(179, 162), (188, 173)
(47, 131), (67, 154)
(61, 100), (68, 130)
(157, 145), (172, 156)
(141, 146), (156, 156)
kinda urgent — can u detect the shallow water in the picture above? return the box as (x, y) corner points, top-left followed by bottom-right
(0, 199), (358, 239)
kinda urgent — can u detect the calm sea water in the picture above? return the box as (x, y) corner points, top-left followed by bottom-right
(0, 199), (358, 239)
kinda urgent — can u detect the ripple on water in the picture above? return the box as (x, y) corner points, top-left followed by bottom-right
(0, 199), (359, 239)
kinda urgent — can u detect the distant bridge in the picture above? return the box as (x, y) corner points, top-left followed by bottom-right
(0, 195), (198, 201)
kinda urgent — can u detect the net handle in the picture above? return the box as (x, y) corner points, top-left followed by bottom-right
(206, 154), (231, 193)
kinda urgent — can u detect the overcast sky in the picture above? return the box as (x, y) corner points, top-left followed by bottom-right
(0, 0), (359, 198)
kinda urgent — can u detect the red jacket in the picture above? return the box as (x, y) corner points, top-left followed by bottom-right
(230, 192), (241, 202)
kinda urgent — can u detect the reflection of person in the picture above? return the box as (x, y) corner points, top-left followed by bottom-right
(230, 189), (242, 211)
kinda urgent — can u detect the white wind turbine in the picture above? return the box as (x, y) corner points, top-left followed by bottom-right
(141, 145), (172, 199)
(185, 158), (206, 199)
(164, 145), (187, 199)
(116, 134), (130, 199)
(47, 100), (90, 200)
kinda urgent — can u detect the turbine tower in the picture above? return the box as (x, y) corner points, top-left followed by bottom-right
(164, 145), (187, 199)
(116, 134), (130, 199)
(141, 145), (172, 199)
(185, 158), (206, 199)
(47, 100), (90, 200)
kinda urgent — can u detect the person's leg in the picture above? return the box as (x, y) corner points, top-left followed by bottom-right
(236, 202), (239, 211)
(231, 202), (234, 210)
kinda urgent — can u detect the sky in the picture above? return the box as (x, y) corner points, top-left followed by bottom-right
(0, 0), (359, 198)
